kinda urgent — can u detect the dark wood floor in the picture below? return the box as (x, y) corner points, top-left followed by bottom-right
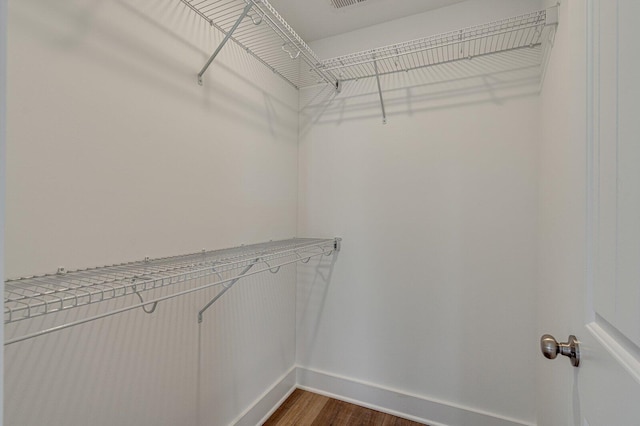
(263, 389), (426, 425)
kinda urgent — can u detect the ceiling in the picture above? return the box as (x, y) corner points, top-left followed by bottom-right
(268, 0), (466, 42)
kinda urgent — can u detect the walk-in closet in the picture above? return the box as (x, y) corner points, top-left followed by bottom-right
(2, 0), (640, 425)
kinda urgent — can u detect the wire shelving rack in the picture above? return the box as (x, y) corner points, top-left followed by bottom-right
(179, 0), (339, 89)
(319, 7), (558, 123)
(4, 237), (341, 345)
(179, 1), (558, 123)
(320, 9), (553, 81)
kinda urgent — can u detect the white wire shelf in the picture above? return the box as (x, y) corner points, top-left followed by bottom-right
(180, 0), (338, 89)
(4, 237), (340, 345)
(320, 8), (556, 82)
(316, 7), (558, 124)
(178, 1), (558, 112)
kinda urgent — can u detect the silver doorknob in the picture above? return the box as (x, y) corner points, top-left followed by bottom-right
(540, 334), (580, 367)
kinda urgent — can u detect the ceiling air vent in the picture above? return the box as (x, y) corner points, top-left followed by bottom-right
(330, 0), (369, 9)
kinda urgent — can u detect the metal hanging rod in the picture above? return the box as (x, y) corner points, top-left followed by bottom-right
(4, 237), (341, 345)
(179, 0), (338, 90)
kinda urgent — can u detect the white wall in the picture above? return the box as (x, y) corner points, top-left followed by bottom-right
(297, 1), (542, 425)
(6, 0), (300, 278)
(5, 1), (299, 425)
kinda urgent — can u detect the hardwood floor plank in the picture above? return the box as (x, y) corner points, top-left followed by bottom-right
(367, 410), (398, 426)
(264, 389), (306, 425)
(263, 389), (330, 426)
(264, 389), (426, 425)
(310, 398), (356, 425)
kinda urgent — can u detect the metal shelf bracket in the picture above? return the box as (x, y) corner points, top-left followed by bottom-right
(197, 1), (254, 86)
(197, 258), (259, 323)
(373, 58), (387, 124)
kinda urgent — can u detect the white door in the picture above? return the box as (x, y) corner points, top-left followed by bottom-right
(539, 1), (640, 425)
(579, 0), (640, 424)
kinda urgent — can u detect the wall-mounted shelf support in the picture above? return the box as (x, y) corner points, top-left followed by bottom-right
(197, 258), (259, 323)
(197, 1), (254, 86)
(373, 58), (387, 125)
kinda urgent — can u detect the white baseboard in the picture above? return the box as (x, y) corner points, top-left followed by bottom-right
(232, 365), (535, 426)
(296, 367), (535, 426)
(232, 366), (297, 426)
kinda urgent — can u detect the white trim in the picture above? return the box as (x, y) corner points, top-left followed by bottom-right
(231, 366), (535, 426)
(295, 367), (535, 426)
(232, 366), (297, 426)
(587, 320), (640, 384)
(585, 0), (597, 326)
(295, 383), (444, 426)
